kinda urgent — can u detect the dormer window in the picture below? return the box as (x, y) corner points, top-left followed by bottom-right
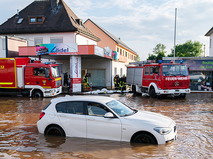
(29, 16), (45, 24)
(30, 17), (36, 23)
(37, 17), (43, 22)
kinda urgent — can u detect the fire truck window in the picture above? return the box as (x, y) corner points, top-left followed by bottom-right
(150, 67), (154, 75)
(45, 68), (50, 78)
(33, 68), (49, 77)
(145, 67), (149, 75)
(154, 66), (160, 75)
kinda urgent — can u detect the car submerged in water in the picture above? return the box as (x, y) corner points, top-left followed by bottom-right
(37, 96), (177, 144)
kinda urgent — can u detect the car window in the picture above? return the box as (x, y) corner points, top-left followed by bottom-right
(56, 101), (84, 115)
(67, 102), (84, 115)
(56, 102), (67, 113)
(87, 102), (109, 117)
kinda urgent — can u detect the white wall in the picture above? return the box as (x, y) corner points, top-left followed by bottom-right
(0, 37), (5, 57)
(112, 61), (127, 77)
(13, 32), (76, 46)
(76, 34), (97, 45)
(210, 34), (213, 57)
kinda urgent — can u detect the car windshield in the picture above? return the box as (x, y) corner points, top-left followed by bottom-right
(51, 66), (60, 78)
(162, 65), (188, 76)
(106, 100), (135, 117)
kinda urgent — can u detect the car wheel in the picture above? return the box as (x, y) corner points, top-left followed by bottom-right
(149, 88), (156, 98)
(33, 90), (43, 97)
(132, 133), (157, 144)
(46, 126), (65, 137)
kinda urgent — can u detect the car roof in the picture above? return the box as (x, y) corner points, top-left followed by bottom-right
(50, 95), (114, 104)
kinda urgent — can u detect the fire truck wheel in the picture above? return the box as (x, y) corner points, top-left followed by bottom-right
(179, 93), (186, 98)
(149, 88), (156, 98)
(33, 90), (43, 97)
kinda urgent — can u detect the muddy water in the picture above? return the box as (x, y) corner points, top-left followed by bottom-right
(0, 93), (212, 159)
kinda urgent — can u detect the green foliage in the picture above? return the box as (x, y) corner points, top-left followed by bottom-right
(137, 55), (140, 62)
(168, 40), (203, 57)
(147, 43), (166, 62)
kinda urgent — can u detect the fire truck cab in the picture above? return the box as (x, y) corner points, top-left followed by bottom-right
(0, 58), (62, 97)
(126, 60), (190, 98)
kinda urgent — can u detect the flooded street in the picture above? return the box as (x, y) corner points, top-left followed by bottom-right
(0, 93), (212, 159)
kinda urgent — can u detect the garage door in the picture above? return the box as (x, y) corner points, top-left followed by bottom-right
(88, 69), (105, 87)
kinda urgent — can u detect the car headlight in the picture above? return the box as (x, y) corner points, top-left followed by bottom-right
(154, 127), (172, 135)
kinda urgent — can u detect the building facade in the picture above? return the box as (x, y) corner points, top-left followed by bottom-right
(163, 57), (213, 91)
(0, 0), (137, 91)
(205, 27), (213, 57)
(84, 19), (137, 79)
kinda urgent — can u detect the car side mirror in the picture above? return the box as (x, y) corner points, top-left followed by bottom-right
(104, 112), (114, 118)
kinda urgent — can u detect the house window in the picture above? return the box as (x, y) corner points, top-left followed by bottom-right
(125, 51), (127, 57)
(117, 47), (119, 52)
(120, 68), (123, 76)
(34, 38), (43, 45)
(50, 38), (63, 43)
(29, 16), (45, 24)
(114, 67), (117, 75)
(30, 17), (36, 23)
(37, 17), (43, 22)
(120, 48), (122, 55)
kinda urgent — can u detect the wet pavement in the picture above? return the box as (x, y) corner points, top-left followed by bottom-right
(0, 93), (212, 159)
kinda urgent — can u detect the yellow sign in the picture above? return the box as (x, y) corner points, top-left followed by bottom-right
(0, 65), (4, 69)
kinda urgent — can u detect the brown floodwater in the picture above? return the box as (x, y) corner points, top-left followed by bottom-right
(0, 93), (212, 159)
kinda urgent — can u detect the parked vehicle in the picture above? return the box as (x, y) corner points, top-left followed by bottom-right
(37, 96), (177, 144)
(126, 61), (190, 98)
(0, 58), (62, 97)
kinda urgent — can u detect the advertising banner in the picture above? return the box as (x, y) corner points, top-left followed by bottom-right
(36, 43), (78, 55)
(70, 56), (81, 92)
(94, 46), (104, 57)
(104, 46), (112, 57)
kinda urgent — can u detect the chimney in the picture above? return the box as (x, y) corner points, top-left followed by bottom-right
(16, 9), (19, 18)
(51, 0), (60, 9)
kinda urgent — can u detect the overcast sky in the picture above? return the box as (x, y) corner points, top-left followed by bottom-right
(0, 0), (212, 60)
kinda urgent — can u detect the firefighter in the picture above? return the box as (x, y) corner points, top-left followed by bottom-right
(123, 75), (126, 91)
(64, 72), (68, 86)
(114, 75), (119, 90)
(83, 73), (90, 91)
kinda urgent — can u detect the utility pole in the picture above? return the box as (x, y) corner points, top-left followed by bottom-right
(174, 8), (177, 63)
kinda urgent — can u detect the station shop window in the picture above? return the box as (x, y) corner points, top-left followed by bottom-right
(189, 71), (212, 91)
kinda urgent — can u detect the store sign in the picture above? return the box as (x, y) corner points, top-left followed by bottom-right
(104, 46), (112, 57)
(163, 60), (213, 71)
(186, 60), (213, 71)
(94, 46), (104, 57)
(36, 43), (78, 55)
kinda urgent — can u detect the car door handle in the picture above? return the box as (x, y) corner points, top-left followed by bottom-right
(87, 118), (95, 121)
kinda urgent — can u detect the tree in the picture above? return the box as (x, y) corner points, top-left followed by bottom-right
(147, 43), (166, 62)
(168, 40), (203, 57)
(137, 55), (140, 62)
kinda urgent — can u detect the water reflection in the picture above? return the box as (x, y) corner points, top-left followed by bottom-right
(0, 93), (213, 158)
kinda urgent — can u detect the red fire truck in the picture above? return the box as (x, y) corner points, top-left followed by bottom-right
(0, 58), (62, 97)
(126, 61), (190, 98)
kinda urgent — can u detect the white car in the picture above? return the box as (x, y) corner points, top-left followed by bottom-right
(37, 96), (177, 144)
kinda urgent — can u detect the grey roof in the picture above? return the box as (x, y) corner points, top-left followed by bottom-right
(84, 19), (137, 54)
(205, 27), (213, 36)
(0, 0), (100, 41)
